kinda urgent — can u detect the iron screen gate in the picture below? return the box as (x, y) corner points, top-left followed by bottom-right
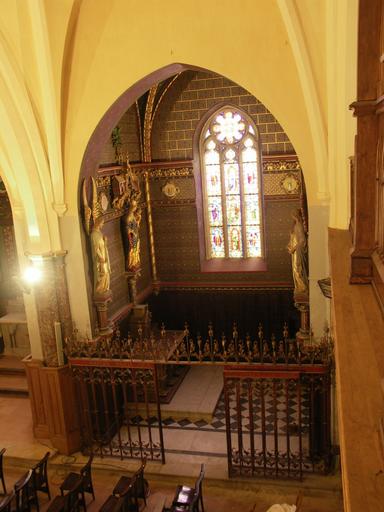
(223, 366), (331, 479)
(71, 360), (165, 463)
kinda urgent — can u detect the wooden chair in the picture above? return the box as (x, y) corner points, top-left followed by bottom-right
(60, 455), (95, 501)
(99, 479), (136, 512)
(0, 448), (6, 494)
(112, 458), (148, 506)
(168, 493), (199, 512)
(172, 464), (205, 512)
(295, 490), (303, 511)
(0, 490), (14, 512)
(31, 451), (51, 503)
(48, 476), (85, 512)
(14, 470), (38, 512)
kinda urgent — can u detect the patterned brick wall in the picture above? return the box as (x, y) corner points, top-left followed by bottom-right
(151, 196), (298, 284)
(99, 105), (141, 165)
(152, 70), (294, 161)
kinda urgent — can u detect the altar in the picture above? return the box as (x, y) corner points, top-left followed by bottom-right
(0, 312), (29, 357)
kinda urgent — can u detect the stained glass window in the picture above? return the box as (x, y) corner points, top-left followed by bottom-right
(201, 108), (263, 259)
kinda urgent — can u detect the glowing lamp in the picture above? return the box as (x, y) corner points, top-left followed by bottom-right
(23, 266), (42, 284)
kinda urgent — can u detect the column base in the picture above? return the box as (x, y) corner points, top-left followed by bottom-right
(23, 357), (81, 455)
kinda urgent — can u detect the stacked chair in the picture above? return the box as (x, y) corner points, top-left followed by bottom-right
(0, 491), (14, 512)
(14, 470), (39, 512)
(0, 450), (50, 512)
(47, 475), (85, 512)
(166, 464), (205, 512)
(48, 454), (95, 512)
(60, 455), (95, 502)
(31, 452), (51, 510)
(99, 458), (149, 512)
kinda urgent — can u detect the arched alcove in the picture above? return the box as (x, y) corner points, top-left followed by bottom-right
(78, 66), (306, 338)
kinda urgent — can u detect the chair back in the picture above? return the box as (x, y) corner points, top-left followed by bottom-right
(194, 464), (205, 495)
(32, 452), (50, 494)
(117, 480), (137, 512)
(80, 455), (94, 494)
(295, 490), (303, 511)
(0, 448), (6, 494)
(194, 464), (205, 512)
(0, 490), (15, 512)
(14, 470), (36, 512)
(67, 476), (84, 512)
(133, 457), (148, 500)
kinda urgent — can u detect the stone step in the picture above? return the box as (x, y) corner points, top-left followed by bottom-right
(0, 373), (28, 397)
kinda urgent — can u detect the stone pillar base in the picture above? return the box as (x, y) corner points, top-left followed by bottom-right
(294, 292), (310, 344)
(94, 290), (113, 335)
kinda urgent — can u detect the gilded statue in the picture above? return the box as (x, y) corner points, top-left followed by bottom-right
(90, 216), (111, 295)
(83, 177), (111, 296)
(287, 209), (308, 294)
(124, 192), (142, 272)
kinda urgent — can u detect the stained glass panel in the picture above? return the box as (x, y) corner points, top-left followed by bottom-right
(202, 109), (263, 260)
(206, 165), (221, 196)
(204, 147), (219, 165)
(228, 226), (243, 258)
(210, 227), (225, 258)
(208, 197), (223, 226)
(245, 195), (259, 225)
(243, 162), (258, 193)
(226, 195), (241, 225)
(242, 145), (257, 163)
(246, 226), (261, 257)
(212, 111), (245, 144)
(224, 163), (240, 194)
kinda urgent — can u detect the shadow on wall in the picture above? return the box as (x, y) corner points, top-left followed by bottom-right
(147, 290), (299, 340)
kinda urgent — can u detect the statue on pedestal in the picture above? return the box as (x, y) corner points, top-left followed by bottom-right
(287, 208), (308, 295)
(90, 216), (111, 296)
(82, 177), (112, 335)
(124, 192), (142, 272)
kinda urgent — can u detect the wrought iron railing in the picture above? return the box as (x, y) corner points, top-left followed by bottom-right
(65, 322), (333, 366)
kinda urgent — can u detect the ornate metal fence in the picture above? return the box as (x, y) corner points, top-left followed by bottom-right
(66, 322), (333, 366)
(66, 322), (333, 479)
(223, 366), (331, 479)
(71, 361), (165, 462)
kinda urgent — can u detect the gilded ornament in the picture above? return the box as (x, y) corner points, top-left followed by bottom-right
(281, 173), (300, 194)
(148, 167), (193, 179)
(161, 181), (180, 198)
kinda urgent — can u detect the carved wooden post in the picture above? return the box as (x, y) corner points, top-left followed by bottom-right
(350, 0), (381, 283)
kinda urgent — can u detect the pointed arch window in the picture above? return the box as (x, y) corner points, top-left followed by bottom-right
(200, 107), (265, 267)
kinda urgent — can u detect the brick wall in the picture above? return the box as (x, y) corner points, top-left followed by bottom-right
(152, 195), (298, 284)
(152, 70), (294, 161)
(99, 105), (141, 165)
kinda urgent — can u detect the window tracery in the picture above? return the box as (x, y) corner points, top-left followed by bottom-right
(201, 108), (264, 260)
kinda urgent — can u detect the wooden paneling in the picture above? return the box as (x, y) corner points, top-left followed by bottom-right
(350, 0), (381, 283)
(330, 228), (384, 511)
(24, 358), (81, 455)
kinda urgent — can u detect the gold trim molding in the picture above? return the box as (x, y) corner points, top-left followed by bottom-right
(147, 167), (193, 179)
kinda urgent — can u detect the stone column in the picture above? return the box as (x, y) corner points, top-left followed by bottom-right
(27, 251), (72, 366)
(294, 294), (310, 344)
